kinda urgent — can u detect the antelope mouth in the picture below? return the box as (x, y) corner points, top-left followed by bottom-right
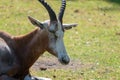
(58, 55), (70, 65)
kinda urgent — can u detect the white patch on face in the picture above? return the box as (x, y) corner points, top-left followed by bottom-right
(55, 30), (70, 64)
(48, 21), (70, 64)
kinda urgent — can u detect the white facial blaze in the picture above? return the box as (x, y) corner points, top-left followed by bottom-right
(48, 21), (70, 64)
(55, 30), (70, 64)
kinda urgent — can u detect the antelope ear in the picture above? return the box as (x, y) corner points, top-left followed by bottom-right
(28, 16), (44, 29)
(63, 23), (78, 30)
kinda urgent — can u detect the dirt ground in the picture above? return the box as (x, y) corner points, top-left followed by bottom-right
(31, 56), (92, 71)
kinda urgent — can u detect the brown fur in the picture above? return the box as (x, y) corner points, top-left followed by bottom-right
(0, 28), (49, 79)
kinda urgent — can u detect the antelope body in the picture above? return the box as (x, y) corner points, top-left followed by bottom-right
(0, 0), (77, 80)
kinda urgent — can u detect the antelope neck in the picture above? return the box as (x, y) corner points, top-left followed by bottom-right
(13, 28), (49, 69)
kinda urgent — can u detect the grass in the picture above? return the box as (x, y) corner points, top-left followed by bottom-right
(0, 0), (120, 80)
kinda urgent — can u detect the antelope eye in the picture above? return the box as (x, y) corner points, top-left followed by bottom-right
(49, 26), (56, 33)
(54, 33), (58, 39)
(49, 29), (55, 33)
(55, 23), (58, 27)
(49, 29), (58, 39)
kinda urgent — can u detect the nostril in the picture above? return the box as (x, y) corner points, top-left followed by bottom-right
(61, 56), (70, 65)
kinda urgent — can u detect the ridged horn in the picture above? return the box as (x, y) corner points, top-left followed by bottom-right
(58, 0), (66, 24)
(38, 0), (57, 21)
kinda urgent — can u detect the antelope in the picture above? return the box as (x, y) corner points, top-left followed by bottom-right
(0, 0), (77, 80)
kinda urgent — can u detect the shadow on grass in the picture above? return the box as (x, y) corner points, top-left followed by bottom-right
(107, 0), (120, 4)
(98, 0), (120, 12)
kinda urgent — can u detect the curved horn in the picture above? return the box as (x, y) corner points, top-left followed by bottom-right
(38, 0), (57, 21)
(58, 0), (66, 24)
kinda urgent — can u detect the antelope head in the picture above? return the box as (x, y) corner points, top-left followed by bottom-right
(28, 0), (77, 65)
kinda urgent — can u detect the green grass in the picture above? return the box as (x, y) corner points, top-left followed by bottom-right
(0, 0), (120, 80)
